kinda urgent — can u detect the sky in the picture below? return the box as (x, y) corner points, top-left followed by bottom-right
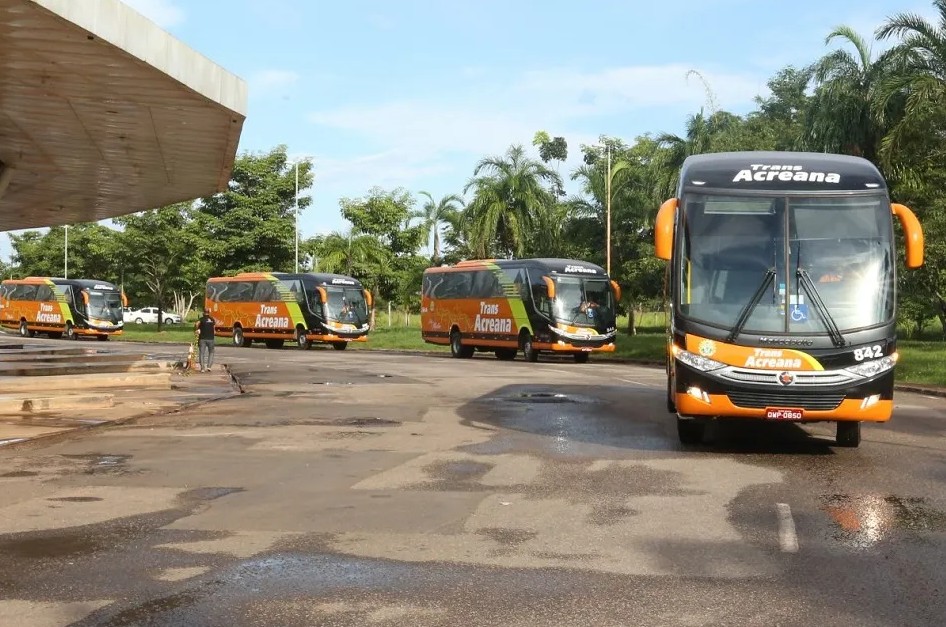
(1, 0), (938, 261)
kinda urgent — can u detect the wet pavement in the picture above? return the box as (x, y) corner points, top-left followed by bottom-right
(0, 341), (945, 625)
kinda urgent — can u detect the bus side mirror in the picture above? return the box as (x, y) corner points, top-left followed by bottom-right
(121, 292), (128, 307)
(317, 287), (327, 304)
(655, 198), (677, 261)
(364, 289), (373, 308)
(892, 203), (924, 268)
(81, 292), (89, 304)
(542, 276), (555, 299)
(610, 280), (621, 302)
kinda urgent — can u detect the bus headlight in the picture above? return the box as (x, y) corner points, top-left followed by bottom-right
(673, 347), (726, 372)
(846, 356), (897, 378)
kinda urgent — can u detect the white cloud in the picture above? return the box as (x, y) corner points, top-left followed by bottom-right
(307, 63), (764, 169)
(121, 0), (185, 28)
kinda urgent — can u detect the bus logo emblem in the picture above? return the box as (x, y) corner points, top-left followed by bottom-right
(778, 371), (795, 386)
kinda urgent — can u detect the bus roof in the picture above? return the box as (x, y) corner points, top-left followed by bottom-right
(426, 258), (608, 277)
(4, 277), (119, 290)
(207, 272), (364, 288)
(679, 151), (886, 193)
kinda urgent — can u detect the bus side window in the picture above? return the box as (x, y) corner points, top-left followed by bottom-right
(254, 281), (277, 302)
(35, 285), (55, 302)
(13, 285), (37, 301)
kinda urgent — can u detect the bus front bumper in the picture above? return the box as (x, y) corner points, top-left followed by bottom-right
(673, 362), (895, 423)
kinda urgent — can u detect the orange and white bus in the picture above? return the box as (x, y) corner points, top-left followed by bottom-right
(205, 272), (372, 350)
(655, 151), (924, 447)
(421, 258), (620, 363)
(0, 277), (126, 340)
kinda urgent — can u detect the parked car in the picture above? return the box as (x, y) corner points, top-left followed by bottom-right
(123, 307), (182, 324)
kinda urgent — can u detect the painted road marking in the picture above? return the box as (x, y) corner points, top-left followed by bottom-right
(618, 378), (661, 389)
(776, 503), (799, 553)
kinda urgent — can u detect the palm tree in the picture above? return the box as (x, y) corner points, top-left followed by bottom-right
(411, 191), (463, 264)
(805, 26), (898, 163)
(875, 2), (946, 164)
(653, 111), (738, 199)
(314, 231), (386, 276)
(462, 144), (562, 258)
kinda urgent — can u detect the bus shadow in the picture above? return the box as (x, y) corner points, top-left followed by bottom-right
(697, 420), (836, 456)
(456, 383), (835, 456)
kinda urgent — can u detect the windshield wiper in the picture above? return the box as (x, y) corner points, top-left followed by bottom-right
(796, 269), (846, 348)
(726, 269), (776, 344)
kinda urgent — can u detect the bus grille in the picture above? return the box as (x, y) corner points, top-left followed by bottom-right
(727, 391), (844, 411)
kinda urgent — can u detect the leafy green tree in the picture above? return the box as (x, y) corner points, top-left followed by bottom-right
(338, 187), (426, 311)
(463, 144), (561, 258)
(9, 223), (119, 282)
(193, 145), (314, 275)
(113, 203), (191, 330)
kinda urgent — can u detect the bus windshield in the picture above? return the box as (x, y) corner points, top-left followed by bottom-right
(87, 290), (123, 321)
(324, 287), (368, 325)
(677, 193), (895, 335)
(553, 277), (616, 328)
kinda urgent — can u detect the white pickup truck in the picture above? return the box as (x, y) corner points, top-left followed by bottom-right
(123, 307), (183, 324)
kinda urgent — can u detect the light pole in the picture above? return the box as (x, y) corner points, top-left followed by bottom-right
(64, 224), (69, 278)
(605, 143), (611, 276)
(294, 161), (299, 273)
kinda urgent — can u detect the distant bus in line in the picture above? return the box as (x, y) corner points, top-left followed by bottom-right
(655, 151), (924, 448)
(421, 258), (620, 363)
(0, 277), (126, 340)
(205, 272), (372, 350)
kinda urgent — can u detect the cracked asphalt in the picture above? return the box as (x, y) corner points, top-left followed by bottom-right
(1, 343), (944, 626)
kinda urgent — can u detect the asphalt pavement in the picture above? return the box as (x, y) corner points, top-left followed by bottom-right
(0, 341), (944, 626)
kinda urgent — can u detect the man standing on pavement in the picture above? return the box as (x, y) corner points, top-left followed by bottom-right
(195, 309), (216, 373)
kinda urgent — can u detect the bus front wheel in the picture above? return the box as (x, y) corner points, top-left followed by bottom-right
(677, 417), (704, 445)
(836, 421), (861, 448)
(520, 332), (538, 362)
(18, 320), (32, 338)
(573, 352), (589, 364)
(331, 342), (348, 351)
(296, 328), (311, 350)
(64, 323), (78, 341)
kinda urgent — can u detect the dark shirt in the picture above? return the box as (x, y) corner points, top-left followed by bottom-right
(197, 315), (216, 340)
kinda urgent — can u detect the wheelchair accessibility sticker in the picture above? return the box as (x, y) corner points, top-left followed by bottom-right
(790, 304), (809, 323)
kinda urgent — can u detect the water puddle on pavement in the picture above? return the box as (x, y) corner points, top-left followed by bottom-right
(821, 494), (946, 548)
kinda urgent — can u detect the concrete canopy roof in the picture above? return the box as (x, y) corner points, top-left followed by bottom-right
(0, 0), (248, 231)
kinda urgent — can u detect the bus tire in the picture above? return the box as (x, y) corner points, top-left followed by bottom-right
(573, 352), (589, 364)
(677, 417), (704, 445)
(18, 320), (31, 338)
(666, 373), (677, 413)
(64, 323), (78, 341)
(520, 331), (538, 362)
(331, 342), (348, 351)
(233, 326), (251, 347)
(296, 327), (311, 350)
(836, 421), (861, 448)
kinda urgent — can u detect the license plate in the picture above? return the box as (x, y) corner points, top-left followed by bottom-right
(765, 407), (804, 420)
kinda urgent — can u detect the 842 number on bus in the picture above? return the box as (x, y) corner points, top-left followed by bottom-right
(853, 345), (883, 361)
